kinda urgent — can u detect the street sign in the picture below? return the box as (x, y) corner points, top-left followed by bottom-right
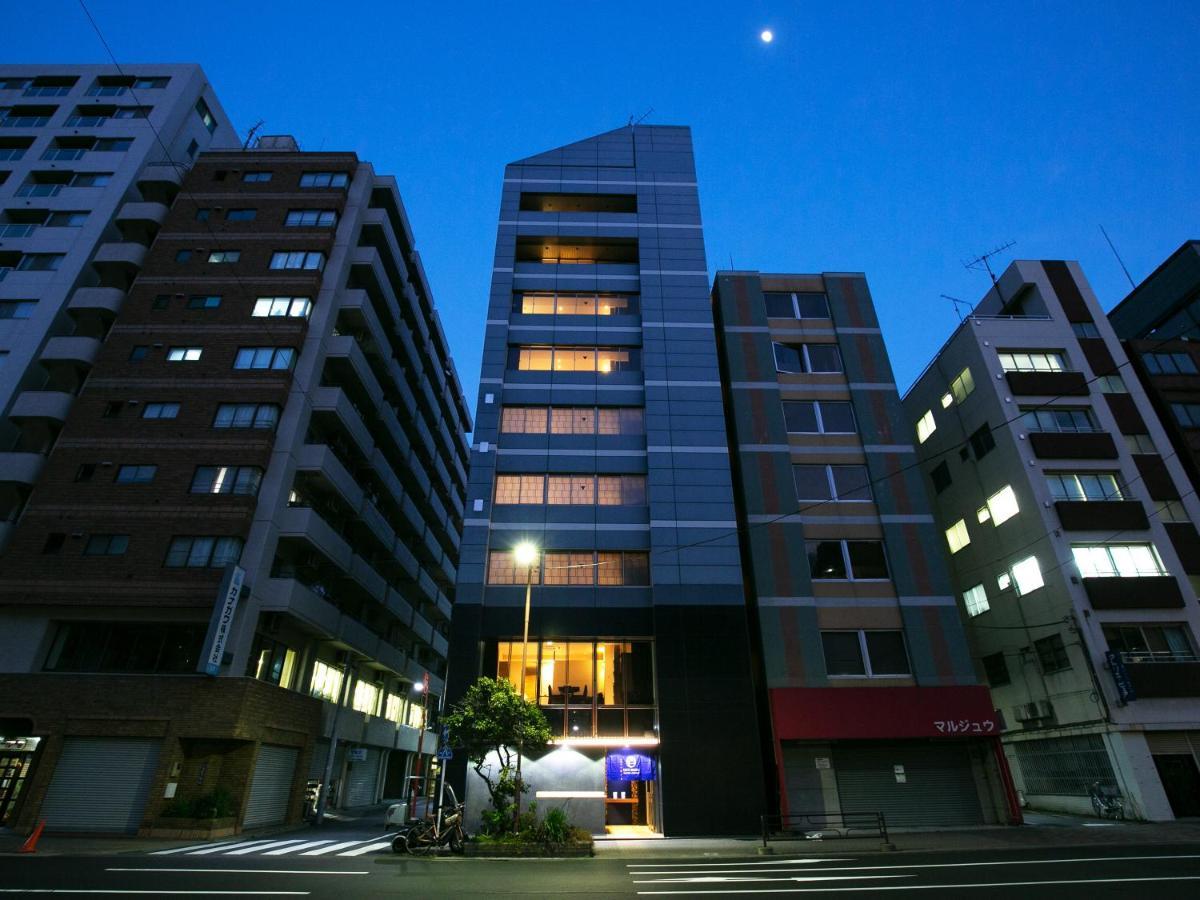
(347, 747), (367, 762)
(437, 747), (453, 761)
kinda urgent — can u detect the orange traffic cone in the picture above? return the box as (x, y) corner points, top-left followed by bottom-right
(19, 820), (46, 854)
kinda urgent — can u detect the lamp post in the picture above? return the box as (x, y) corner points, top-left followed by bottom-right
(407, 673), (430, 821)
(510, 541), (539, 832)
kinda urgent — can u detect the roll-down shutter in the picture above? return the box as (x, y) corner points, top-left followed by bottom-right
(344, 748), (380, 807)
(834, 742), (982, 827)
(41, 737), (161, 833)
(243, 744), (299, 827)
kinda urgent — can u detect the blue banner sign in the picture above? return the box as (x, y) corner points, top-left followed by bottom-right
(1106, 650), (1137, 703)
(606, 751), (655, 781)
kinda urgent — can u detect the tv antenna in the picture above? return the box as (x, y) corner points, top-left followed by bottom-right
(628, 107), (654, 127)
(942, 294), (972, 322)
(242, 119), (265, 150)
(963, 240), (1016, 290)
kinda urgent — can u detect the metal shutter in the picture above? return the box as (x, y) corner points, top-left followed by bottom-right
(243, 745), (299, 828)
(1146, 732), (1198, 755)
(344, 749), (380, 807)
(41, 737), (161, 833)
(833, 742), (983, 828)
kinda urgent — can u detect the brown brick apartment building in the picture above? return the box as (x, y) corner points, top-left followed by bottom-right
(0, 138), (471, 835)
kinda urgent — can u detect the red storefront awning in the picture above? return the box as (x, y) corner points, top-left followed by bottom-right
(770, 685), (998, 741)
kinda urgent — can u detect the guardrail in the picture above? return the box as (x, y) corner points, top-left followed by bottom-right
(761, 812), (890, 849)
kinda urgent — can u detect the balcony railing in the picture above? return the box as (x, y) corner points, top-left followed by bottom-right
(1118, 650), (1199, 664)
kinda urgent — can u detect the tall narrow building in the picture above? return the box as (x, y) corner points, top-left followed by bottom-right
(448, 125), (766, 836)
(0, 139), (471, 834)
(712, 271), (1015, 828)
(0, 65), (238, 551)
(904, 259), (1200, 821)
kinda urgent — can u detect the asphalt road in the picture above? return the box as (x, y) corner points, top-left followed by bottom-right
(2, 845), (1199, 897)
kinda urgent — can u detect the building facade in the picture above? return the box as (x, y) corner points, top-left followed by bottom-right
(0, 64), (238, 553)
(712, 271), (1015, 828)
(904, 259), (1200, 820)
(0, 140), (472, 834)
(447, 126), (767, 836)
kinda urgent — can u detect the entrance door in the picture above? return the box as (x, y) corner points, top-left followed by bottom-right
(41, 737), (161, 833)
(604, 750), (658, 836)
(1153, 754), (1200, 818)
(244, 744), (299, 828)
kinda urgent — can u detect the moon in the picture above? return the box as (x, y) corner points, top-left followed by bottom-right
(760, 29), (774, 43)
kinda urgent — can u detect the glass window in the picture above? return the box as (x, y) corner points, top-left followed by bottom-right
(299, 172), (350, 188)
(1071, 544), (1166, 578)
(805, 344), (843, 373)
(865, 632), (910, 675)
(807, 541), (847, 579)
(83, 534), (129, 556)
(945, 519), (970, 554)
(269, 251), (324, 270)
(547, 475), (593, 504)
(1046, 472), (1123, 501)
(234, 347), (295, 370)
(252, 297), (311, 318)
(166, 346), (202, 362)
(950, 367), (975, 403)
(285, 209), (337, 227)
(309, 659), (343, 702)
(242, 171), (272, 183)
(115, 464), (157, 484)
(1173, 403), (1200, 428)
(963, 583), (989, 616)
(1035, 634), (1071, 673)
(782, 401), (818, 433)
(1010, 555), (1044, 595)
(1096, 374), (1127, 393)
(764, 293), (796, 318)
(916, 409), (936, 443)
(773, 343), (804, 374)
(847, 541), (889, 579)
(226, 208), (257, 222)
(793, 465), (832, 501)
(818, 402), (856, 433)
(352, 680), (381, 716)
(985, 485), (1019, 526)
(830, 466), (871, 501)
(190, 465), (262, 496)
(1022, 407), (1097, 433)
(822, 632), (865, 675)
(982, 652), (1010, 686)
(1142, 352), (1198, 375)
(187, 295), (222, 310)
(141, 402), (179, 420)
(796, 293), (831, 318)
(998, 350), (1066, 372)
(164, 535), (243, 568)
(930, 461), (951, 494)
(213, 403), (279, 429)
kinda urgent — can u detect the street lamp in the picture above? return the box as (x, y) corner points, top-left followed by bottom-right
(512, 541), (539, 702)
(408, 673), (430, 821)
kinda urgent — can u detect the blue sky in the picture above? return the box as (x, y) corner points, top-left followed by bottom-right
(16, 1), (1198, 409)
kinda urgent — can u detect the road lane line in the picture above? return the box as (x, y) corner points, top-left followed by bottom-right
(629, 853), (1200, 877)
(149, 840), (243, 856)
(107, 868), (367, 876)
(627, 859), (849, 868)
(339, 840), (395, 856)
(636, 874), (1200, 895)
(0, 891), (308, 896)
(263, 841), (335, 855)
(182, 839), (278, 856)
(300, 837), (390, 856)
(636, 875), (910, 885)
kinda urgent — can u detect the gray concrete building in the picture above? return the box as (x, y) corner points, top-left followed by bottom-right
(903, 259), (1200, 820)
(0, 65), (238, 551)
(447, 125), (767, 836)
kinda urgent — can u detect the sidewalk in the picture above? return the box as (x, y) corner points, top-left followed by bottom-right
(0, 801), (393, 857)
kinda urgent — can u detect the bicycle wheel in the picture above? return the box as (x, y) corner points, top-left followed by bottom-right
(406, 821), (436, 855)
(449, 825), (464, 853)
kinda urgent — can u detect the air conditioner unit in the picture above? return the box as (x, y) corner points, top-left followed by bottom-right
(1037, 700), (1055, 720)
(1014, 702), (1041, 722)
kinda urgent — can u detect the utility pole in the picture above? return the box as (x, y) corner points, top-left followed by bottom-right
(315, 653), (353, 825)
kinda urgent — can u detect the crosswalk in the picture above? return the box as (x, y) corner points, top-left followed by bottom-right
(150, 834), (397, 859)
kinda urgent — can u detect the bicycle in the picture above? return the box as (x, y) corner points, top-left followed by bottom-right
(404, 802), (466, 854)
(1089, 782), (1125, 820)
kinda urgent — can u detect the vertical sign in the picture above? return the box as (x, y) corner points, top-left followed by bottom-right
(198, 564), (245, 676)
(1105, 650), (1137, 703)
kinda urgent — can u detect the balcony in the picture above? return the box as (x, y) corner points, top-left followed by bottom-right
(1028, 431), (1118, 459)
(136, 162), (183, 204)
(1083, 575), (1184, 609)
(67, 286), (125, 319)
(92, 241), (147, 287)
(1122, 656), (1200, 698)
(40, 335), (101, 370)
(0, 452), (45, 487)
(1055, 500), (1149, 531)
(1005, 370), (1089, 396)
(9, 390), (73, 423)
(115, 200), (168, 244)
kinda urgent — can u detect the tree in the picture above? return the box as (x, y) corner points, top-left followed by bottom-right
(443, 677), (552, 834)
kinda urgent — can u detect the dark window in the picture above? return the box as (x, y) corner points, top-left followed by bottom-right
(43, 621), (205, 673)
(242, 171), (272, 183)
(930, 461), (952, 494)
(115, 464), (157, 484)
(185, 139), (198, 159)
(225, 208), (256, 222)
(83, 534), (129, 556)
(865, 631), (910, 675)
(806, 344), (843, 373)
(151, 294), (170, 310)
(213, 170), (227, 181)
(807, 541), (847, 579)
(796, 293), (831, 318)
(1035, 634), (1071, 673)
(74, 463), (96, 482)
(847, 541), (889, 579)
(194, 208), (210, 222)
(187, 295), (221, 309)
(819, 401), (856, 433)
(773, 342), (804, 374)
(42, 533), (66, 554)
(764, 292), (795, 318)
(969, 422), (996, 459)
(101, 401), (123, 418)
(793, 465), (832, 501)
(128, 346), (149, 362)
(831, 465), (872, 501)
(822, 632), (865, 675)
(982, 652), (1011, 686)
(782, 400), (818, 433)
(175, 249), (191, 263)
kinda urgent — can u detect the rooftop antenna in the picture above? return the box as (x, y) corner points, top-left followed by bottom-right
(963, 240), (1017, 291)
(628, 107), (654, 127)
(941, 294), (972, 322)
(242, 119), (265, 150)
(1099, 224), (1136, 289)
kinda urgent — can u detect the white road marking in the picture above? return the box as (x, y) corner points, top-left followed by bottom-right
(107, 868), (366, 876)
(630, 853), (1200, 877)
(181, 839), (279, 856)
(263, 841), (335, 855)
(224, 840), (309, 856)
(636, 875), (1200, 895)
(339, 840), (396, 856)
(149, 840), (242, 856)
(628, 859), (849, 868)
(300, 837), (391, 856)
(638, 875), (909, 885)
(0, 891), (307, 896)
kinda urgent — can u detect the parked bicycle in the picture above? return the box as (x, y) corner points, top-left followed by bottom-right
(1089, 782), (1125, 820)
(403, 800), (466, 854)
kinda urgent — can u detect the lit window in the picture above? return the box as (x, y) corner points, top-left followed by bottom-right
(945, 519), (970, 554)
(1010, 555), (1044, 595)
(941, 393), (953, 408)
(190, 465), (263, 496)
(998, 351), (1066, 373)
(950, 367), (975, 403)
(997, 572), (1012, 591)
(985, 485), (1019, 526)
(141, 402), (179, 420)
(194, 97), (216, 133)
(963, 584), (989, 617)
(1072, 544), (1166, 578)
(252, 297), (312, 318)
(207, 250), (240, 264)
(352, 680), (382, 716)
(916, 409), (936, 443)
(1045, 472), (1123, 501)
(166, 346), (202, 362)
(269, 251), (324, 270)
(187, 295), (221, 309)
(233, 347), (295, 370)
(309, 659), (343, 702)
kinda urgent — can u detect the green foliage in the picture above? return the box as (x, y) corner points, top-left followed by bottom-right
(443, 677), (552, 834)
(539, 807), (569, 844)
(474, 807), (589, 846)
(160, 787), (237, 820)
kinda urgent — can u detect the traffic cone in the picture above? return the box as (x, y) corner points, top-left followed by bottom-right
(19, 820), (46, 854)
